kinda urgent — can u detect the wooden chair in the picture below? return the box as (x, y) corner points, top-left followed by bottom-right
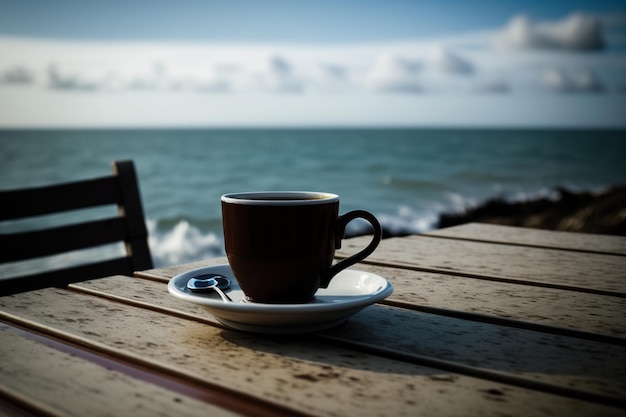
(0, 160), (153, 295)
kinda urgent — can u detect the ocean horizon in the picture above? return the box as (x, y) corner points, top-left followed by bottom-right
(1, 127), (625, 277)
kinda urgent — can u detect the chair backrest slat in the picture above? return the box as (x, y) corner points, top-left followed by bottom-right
(0, 160), (153, 296)
(1, 217), (127, 263)
(0, 257), (134, 295)
(0, 176), (121, 220)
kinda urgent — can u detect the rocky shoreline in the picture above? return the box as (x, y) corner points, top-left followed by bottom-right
(349, 186), (626, 239)
(437, 186), (626, 236)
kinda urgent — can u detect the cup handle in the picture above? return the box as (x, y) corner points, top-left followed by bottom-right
(320, 210), (382, 288)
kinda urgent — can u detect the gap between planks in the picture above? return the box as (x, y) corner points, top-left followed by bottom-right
(101, 274), (626, 346)
(381, 300), (626, 346)
(421, 223), (626, 257)
(134, 258), (625, 342)
(317, 334), (626, 410)
(64, 280), (626, 409)
(419, 232), (626, 258)
(137, 253), (626, 299)
(0, 316), (312, 417)
(0, 383), (65, 417)
(334, 256), (626, 299)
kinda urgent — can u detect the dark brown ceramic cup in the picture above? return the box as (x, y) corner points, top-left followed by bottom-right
(221, 191), (382, 304)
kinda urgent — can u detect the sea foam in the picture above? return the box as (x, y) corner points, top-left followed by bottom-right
(147, 219), (223, 268)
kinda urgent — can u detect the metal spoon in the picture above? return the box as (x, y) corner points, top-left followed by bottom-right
(187, 274), (232, 302)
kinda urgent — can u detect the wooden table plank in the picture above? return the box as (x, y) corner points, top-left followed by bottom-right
(358, 263), (626, 340)
(69, 275), (626, 401)
(423, 223), (626, 255)
(135, 257), (229, 282)
(135, 257), (625, 340)
(70, 275), (221, 325)
(0, 324), (240, 417)
(76, 270), (626, 341)
(322, 306), (626, 398)
(337, 235), (626, 295)
(1, 289), (622, 416)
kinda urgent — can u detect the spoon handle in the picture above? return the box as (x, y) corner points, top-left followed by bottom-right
(213, 286), (232, 302)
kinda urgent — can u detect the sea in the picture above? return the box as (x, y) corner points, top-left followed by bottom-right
(1, 128), (625, 276)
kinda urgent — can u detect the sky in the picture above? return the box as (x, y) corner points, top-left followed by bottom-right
(0, 0), (625, 128)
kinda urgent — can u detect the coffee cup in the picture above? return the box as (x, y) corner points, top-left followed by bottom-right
(221, 191), (382, 304)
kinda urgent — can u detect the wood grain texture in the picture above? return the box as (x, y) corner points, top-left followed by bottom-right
(0, 325), (239, 417)
(356, 263), (626, 339)
(338, 235), (626, 294)
(69, 276), (626, 400)
(135, 254), (626, 340)
(2, 289), (622, 417)
(423, 223), (626, 255)
(133, 251), (626, 340)
(4, 227), (624, 416)
(135, 257), (229, 283)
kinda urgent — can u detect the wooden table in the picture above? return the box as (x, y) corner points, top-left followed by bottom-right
(1, 223), (625, 416)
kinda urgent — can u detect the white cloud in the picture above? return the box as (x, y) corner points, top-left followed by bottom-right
(0, 65), (34, 84)
(475, 77), (510, 94)
(1, 20), (621, 98)
(0, 10), (624, 127)
(498, 13), (605, 51)
(542, 68), (571, 91)
(542, 68), (604, 92)
(193, 74), (231, 93)
(427, 46), (474, 75)
(47, 63), (102, 91)
(321, 64), (347, 80)
(305, 63), (358, 93)
(366, 54), (422, 93)
(574, 69), (605, 92)
(124, 63), (163, 91)
(255, 56), (304, 93)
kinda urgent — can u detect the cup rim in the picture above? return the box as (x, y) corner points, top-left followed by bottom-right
(221, 191), (339, 205)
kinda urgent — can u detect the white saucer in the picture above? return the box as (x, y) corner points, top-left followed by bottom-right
(167, 264), (393, 334)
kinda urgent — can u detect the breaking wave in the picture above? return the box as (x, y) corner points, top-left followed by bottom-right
(147, 219), (223, 268)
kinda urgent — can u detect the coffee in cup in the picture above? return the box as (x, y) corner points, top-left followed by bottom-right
(221, 191), (381, 304)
